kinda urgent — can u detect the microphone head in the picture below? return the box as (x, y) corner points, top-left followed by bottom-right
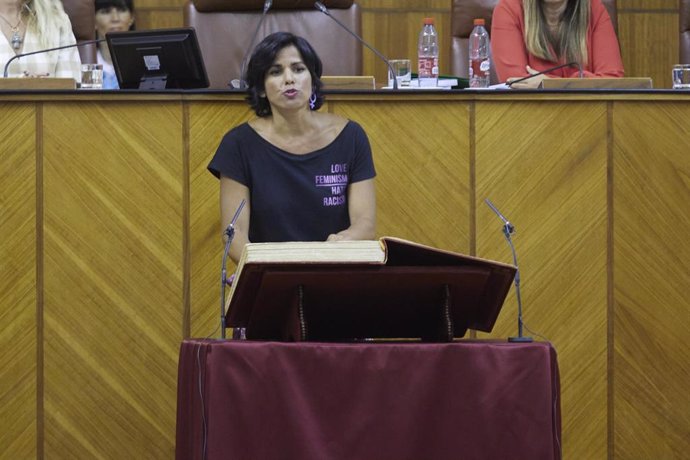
(314, 1), (328, 13)
(264, 0), (272, 12)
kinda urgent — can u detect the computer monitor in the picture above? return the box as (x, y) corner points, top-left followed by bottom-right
(107, 28), (209, 90)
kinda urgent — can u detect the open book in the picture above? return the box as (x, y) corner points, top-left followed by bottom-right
(231, 239), (388, 266)
(225, 237), (517, 341)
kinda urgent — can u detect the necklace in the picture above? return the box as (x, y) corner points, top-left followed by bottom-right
(0, 12), (23, 50)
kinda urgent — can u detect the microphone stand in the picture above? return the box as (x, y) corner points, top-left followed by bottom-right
(3, 38), (105, 78)
(485, 198), (532, 342)
(506, 61), (582, 87)
(314, 1), (398, 90)
(220, 199), (246, 339)
(231, 0), (272, 89)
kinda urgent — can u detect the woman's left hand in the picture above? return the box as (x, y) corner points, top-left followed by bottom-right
(23, 71), (51, 78)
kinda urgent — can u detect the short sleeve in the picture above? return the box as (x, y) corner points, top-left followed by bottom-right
(207, 125), (251, 187)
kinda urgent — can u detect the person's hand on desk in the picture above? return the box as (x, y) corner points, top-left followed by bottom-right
(22, 71), (51, 78)
(506, 65), (550, 89)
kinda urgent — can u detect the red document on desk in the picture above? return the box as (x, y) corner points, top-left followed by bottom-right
(225, 237), (517, 341)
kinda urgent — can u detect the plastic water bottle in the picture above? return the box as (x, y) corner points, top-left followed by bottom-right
(418, 17), (439, 87)
(469, 18), (491, 88)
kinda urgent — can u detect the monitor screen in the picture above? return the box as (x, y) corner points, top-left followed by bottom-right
(107, 28), (209, 90)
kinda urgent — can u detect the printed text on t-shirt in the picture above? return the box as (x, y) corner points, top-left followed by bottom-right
(315, 163), (348, 206)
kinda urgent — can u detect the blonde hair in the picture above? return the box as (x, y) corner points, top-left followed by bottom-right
(23, 0), (70, 49)
(523, 0), (590, 65)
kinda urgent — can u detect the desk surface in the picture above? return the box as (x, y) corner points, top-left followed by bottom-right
(176, 339), (561, 460)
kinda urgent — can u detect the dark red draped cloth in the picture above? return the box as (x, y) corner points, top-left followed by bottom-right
(176, 340), (561, 460)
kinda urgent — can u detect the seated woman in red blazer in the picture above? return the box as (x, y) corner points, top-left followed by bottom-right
(491, 0), (624, 88)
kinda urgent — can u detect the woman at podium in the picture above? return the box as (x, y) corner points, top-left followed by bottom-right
(0, 0), (81, 79)
(208, 32), (377, 263)
(491, 0), (624, 88)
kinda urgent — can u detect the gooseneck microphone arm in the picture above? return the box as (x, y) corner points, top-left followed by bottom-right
(506, 61), (583, 87)
(484, 198), (532, 343)
(3, 38), (105, 78)
(232, 0), (273, 89)
(314, 1), (398, 90)
(220, 199), (246, 339)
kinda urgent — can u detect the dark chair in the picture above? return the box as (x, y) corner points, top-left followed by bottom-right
(184, 0), (362, 89)
(62, 0), (97, 64)
(681, 0), (690, 63)
(449, 0), (618, 83)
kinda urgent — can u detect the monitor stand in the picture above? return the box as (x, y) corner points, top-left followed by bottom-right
(139, 75), (167, 90)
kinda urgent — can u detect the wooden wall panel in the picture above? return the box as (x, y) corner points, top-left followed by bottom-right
(41, 102), (184, 458)
(613, 102), (690, 459)
(619, 0), (678, 9)
(618, 12), (679, 89)
(332, 100), (471, 252)
(362, 9), (452, 85)
(188, 101), (253, 338)
(0, 104), (36, 459)
(135, 9), (184, 30)
(475, 101), (609, 460)
(3, 93), (690, 459)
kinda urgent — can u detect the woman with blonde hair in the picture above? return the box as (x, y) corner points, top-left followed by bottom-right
(491, 0), (623, 88)
(1, 0), (81, 79)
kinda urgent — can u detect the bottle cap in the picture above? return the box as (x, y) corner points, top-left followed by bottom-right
(423, 17), (434, 25)
(473, 18), (485, 26)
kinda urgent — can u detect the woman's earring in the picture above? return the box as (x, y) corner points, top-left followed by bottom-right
(309, 93), (317, 110)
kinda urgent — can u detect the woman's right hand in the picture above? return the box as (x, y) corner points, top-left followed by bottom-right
(507, 66), (550, 89)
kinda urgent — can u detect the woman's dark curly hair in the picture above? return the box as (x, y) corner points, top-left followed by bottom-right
(245, 32), (324, 117)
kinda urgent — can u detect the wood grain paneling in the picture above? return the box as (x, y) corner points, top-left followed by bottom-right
(332, 100), (471, 252)
(2, 92), (690, 459)
(0, 104), (36, 459)
(475, 101), (609, 460)
(41, 102), (184, 458)
(135, 9), (184, 31)
(618, 12), (679, 89)
(613, 102), (690, 459)
(188, 101), (253, 338)
(363, 10), (452, 85)
(618, 0), (678, 9)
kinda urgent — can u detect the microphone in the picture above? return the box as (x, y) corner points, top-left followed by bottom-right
(314, 1), (398, 90)
(484, 198), (532, 343)
(506, 61), (583, 87)
(3, 38), (105, 78)
(220, 199), (246, 339)
(230, 0), (273, 89)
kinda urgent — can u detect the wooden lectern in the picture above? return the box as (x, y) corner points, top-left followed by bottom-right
(225, 238), (517, 342)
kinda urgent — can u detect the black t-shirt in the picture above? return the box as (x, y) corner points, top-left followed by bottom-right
(208, 121), (376, 243)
